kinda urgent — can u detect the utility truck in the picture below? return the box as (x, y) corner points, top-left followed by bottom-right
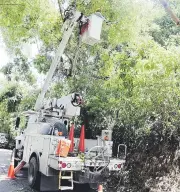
(13, 4), (127, 191)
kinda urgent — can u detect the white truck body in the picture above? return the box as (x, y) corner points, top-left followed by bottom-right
(14, 108), (126, 191)
(22, 132), (125, 175)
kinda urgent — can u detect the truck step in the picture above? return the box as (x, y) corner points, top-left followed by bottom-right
(61, 176), (73, 179)
(59, 171), (74, 190)
(59, 186), (74, 190)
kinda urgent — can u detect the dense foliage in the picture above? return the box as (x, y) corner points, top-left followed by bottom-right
(0, 0), (180, 191)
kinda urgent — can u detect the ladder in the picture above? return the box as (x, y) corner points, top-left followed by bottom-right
(59, 171), (74, 190)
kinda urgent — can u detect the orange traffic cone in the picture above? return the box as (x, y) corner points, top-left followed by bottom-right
(7, 152), (16, 179)
(14, 160), (26, 175)
(78, 125), (85, 153)
(69, 124), (74, 153)
(98, 184), (103, 192)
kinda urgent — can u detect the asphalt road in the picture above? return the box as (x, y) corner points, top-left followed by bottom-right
(0, 149), (96, 192)
(0, 149), (33, 192)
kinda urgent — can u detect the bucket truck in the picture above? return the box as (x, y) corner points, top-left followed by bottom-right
(13, 5), (127, 191)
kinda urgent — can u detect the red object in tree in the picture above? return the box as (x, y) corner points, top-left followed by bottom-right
(69, 124), (75, 153)
(78, 125), (85, 152)
(80, 20), (90, 35)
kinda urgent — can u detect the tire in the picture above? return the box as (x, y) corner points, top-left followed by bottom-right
(28, 156), (40, 189)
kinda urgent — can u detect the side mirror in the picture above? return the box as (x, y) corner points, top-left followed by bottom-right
(15, 117), (20, 130)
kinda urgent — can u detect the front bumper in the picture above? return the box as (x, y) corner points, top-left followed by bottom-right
(49, 155), (125, 171)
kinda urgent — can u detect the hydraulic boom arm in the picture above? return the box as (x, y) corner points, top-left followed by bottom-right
(34, 4), (104, 112)
(34, 11), (82, 111)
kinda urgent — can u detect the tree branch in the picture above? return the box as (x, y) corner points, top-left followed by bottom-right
(57, 0), (64, 21)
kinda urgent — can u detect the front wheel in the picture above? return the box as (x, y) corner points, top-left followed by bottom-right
(28, 157), (40, 189)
